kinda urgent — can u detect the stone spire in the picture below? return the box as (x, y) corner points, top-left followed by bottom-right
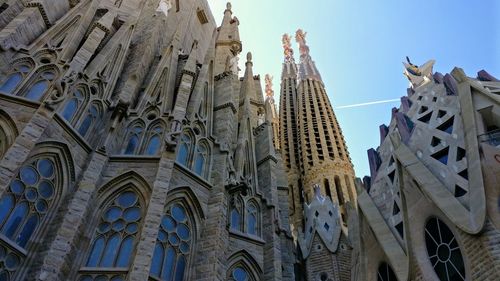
(295, 29), (322, 81)
(214, 2), (242, 76)
(281, 33), (297, 79)
(403, 57), (435, 89)
(265, 74), (280, 150)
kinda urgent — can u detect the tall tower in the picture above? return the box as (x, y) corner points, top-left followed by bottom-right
(280, 30), (357, 232)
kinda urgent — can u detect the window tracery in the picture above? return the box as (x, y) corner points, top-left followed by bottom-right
(24, 71), (56, 101)
(78, 104), (101, 138)
(61, 89), (85, 123)
(377, 262), (397, 281)
(424, 217), (465, 281)
(0, 64), (32, 95)
(176, 134), (192, 166)
(246, 202), (258, 236)
(193, 143), (208, 178)
(79, 191), (143, 281)
(149, 202), (193, 281)
(0, 156), (62, 280)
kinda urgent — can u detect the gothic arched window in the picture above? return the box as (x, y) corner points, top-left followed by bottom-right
(377, 262), (397, 281)
(61, 89), (85, 123)
(228, 266), (254, 281)
(144, 125), (163, 155)
(78, 104), (100, 137)
(193, 144), (208, 177)
(176, 134), (191, 166)
(124, 125), (144, 155)
(246, 202), (258, 236)
(149, 203), (193, 281)
(0, 65), (31, 94)
(424, 217), (466, 281)
(0, 156), (62, 279)
(80, 191), (143, 280)
(230, 197), (242, 232)
(25, 71), (56, 101)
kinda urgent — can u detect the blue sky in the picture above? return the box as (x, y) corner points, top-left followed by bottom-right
(208, 0), (500, 178)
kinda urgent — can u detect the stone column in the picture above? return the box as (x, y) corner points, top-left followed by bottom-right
(0, 106), (54, 194)
(128, 150), (176, 280)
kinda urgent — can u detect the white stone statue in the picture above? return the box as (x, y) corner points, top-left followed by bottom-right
(229, 55), (239, 74)
(156, 0), (173, 17)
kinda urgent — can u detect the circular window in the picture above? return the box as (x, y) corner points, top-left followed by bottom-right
(424, 217), (466, 281)
(377, 262), (397, 281)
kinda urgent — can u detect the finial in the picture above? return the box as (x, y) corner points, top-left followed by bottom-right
(313, 183), (322, 200)
(295, 29), (310, 57)
(265, 74), (274, 98)
(226, 2), (232, 11)
(246, 52), (252, 63)
(282, 34), (294, 62)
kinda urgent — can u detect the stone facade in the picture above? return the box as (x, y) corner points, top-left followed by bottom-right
(0, 1), (295, 280)
(355, 60), (500, 281)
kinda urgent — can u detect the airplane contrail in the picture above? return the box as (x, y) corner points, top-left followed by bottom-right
(334, 98), (400, 109)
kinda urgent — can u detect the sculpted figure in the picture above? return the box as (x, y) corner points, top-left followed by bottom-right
(295, 29), (310, 56)
(156, 0), (173, 17)
(282, 34), (294, 62)
(229, 55), (240, 74)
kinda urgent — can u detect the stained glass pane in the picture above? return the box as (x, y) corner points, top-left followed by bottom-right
(78, 114), (92, 136)
(194, 154), (204, 176)
(124, 136), (139, 155)
(123, 207), (141, 222)
(0, 270), (10, 281)
(9, 180), (24, 195)
(2, 202), (28, 239)
(104, 207), (122, 222)
(62, 98), (78, 121)
(16, 214), (38, 247)
(233, 267), (248, 281)
(247, 214), (256, 235)
(171, 204), (186, 222)
(161, 216), (175, 231)
(231, 209), (240, 231)
(86, 236), (105, 267)
(37, 159), (54, 178)
(150, 243), (164, 277)
(0, 195), (14, 226)
(116, 236), (133, 267)
(117, 192), (137, 208)
(38, 181), (54, 199)
(25, 81), (48, 101)
(161, 247), (175, 280)
(176, 143), (189, 165)
(177, 224), (190, 240)
(0, 73), (22, 94)
(100, 234), (120, 267)
(145, 135), (161, 155)
(174, 255), (186, 281)
(20, 166), (38, 185)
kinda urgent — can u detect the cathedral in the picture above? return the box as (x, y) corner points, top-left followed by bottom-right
(0, 0), (499, 281)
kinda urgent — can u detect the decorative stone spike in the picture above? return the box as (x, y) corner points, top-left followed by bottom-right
(433, 72), (444, 84)
(400, 96), (412, 113)
(395, 112), (414, 144)
(391, 107), (399, 120)
(477, 70), (499, 82)
(363, 176), (372, 192)
(407, 87), (415, 97)
(444, 73), (459, 96)
(379, 124), (389, 145)
(367, 148), (382, 180)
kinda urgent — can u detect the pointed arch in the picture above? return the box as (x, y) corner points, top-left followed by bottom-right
(176, 130), (195, 167)
(60, 85), (89, 125)
(122, 119), (146, 155)
(77, 101), (103, 138)
(80, 172), (150, 279)
(20, 65), (59, 101)
(143, 119), (166, 155)
(229, 194), (244, 232)
(245, 199), (260, 236)
(226, 250), (262, 281)
(193, 138), (210, 179)
(0, 110), (19, 159)
(0, 141), (74, 279)
(0, 59), (34, 95)
(149, 187), (202, 281)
